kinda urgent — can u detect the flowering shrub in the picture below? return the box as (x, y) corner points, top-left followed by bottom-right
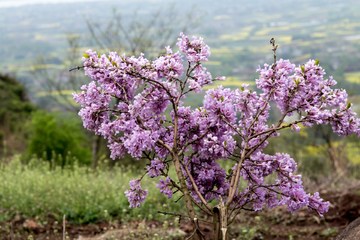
(73, 33), (360, 238)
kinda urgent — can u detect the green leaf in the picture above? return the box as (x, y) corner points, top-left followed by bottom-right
(83, 53), (90, 58)
(240, 86), (244, 91)
(211, 94), (215, 98)
(347, 101), (352, 109)
(97, 52), (100, 58)
(220, 96), (224, 102)
(109, 57), (112, 62)
(294, 78), (299, 85)
(301, 66), (305, 73)
(228, 164), (235, 174)
(160, 120), (164, 124)
(112, 61), (118, 67)
(315, 59), (319, 66)
(197, 107), (201, 111)
(224, 140), (227, 148)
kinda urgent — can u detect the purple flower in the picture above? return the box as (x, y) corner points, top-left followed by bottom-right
(156, 177), (173, 199)
(308, 192), (330, 217)
(147, 158), (166, 178)
(177, 32), (210, 63)
(124, 179), (148, 208)
(291, 124), (301, 132)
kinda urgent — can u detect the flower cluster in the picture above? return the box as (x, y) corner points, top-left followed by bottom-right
(176, 32), (210, 63)
(124, 179), (148, 208)
(156, 177), (173, 199)
(74, 33), (360, 219)
(147, 158), (166, 178)
(256, 59), (360, 136)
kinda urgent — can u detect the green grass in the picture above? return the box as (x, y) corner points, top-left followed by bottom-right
(0, 156), (185, 224)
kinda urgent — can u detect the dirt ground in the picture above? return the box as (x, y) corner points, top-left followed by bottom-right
(1, 183), (359, 240)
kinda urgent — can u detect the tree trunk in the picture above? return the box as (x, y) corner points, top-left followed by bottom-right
(213, 206), (221, 240)
(172, 154), (202, 240)
(213, 200), (227, 240)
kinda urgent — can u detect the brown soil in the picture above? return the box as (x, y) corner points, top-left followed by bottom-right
(0, 187), (359, 240)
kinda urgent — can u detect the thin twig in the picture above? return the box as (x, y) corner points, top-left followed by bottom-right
(193, 217), (206, 239)
(157, 211), (212, 224)
(63, 214), (66, 240)
(178, 129), (209, 156)
(181, 162), (212, 212)
(10, 222), (13, 240)
(228, 186), (258, 219)
(226, 141), (248, 207)
(186, 229), (197, 240)
(175, 195), (184, 203)
(69, 66), (85, 72)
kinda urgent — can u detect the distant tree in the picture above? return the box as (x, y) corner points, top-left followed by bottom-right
(85, 5), (201, 56)
(0, 74), (35, 158)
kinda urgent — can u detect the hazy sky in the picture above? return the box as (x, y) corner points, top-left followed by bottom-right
(0, 0), (167, 8)
(0, 0), (108, 8)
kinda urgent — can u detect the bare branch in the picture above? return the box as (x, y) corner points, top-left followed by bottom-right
(181, 161), (213, 211)
(157, 211), (212, 224)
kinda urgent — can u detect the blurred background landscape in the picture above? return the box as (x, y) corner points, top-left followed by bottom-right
(1, 0), (360, 239)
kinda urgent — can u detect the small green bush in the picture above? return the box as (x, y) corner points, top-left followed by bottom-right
(25, 111), (92, 167)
